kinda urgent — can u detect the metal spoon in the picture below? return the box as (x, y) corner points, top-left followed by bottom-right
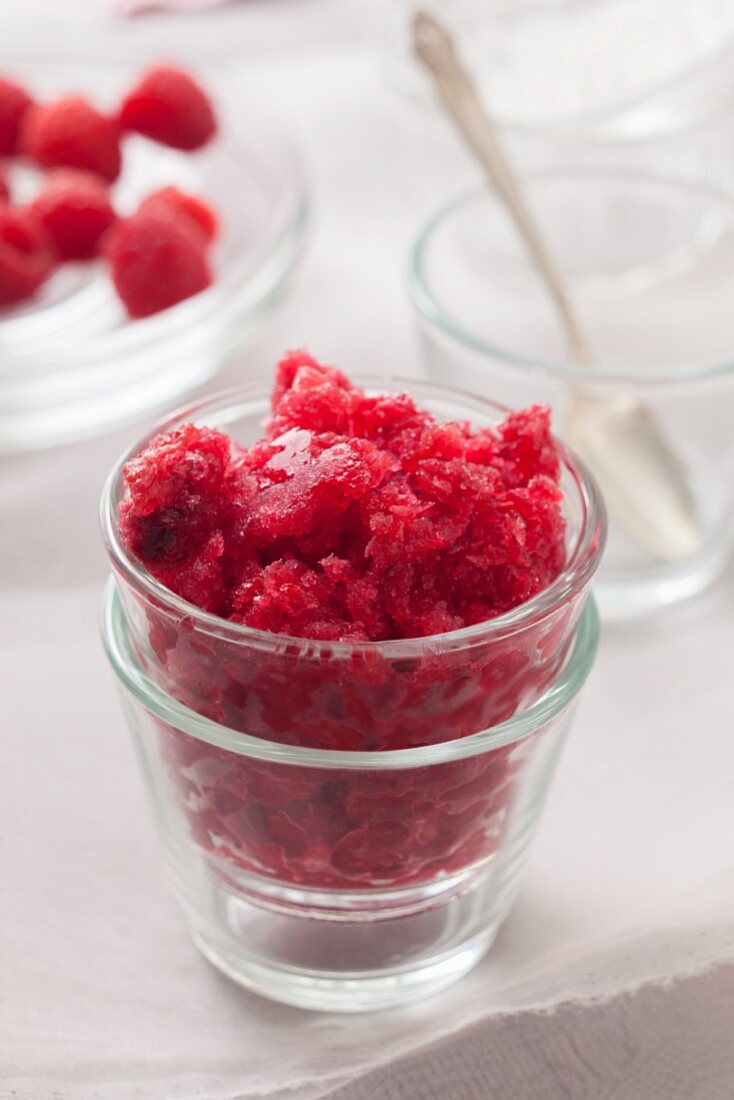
(413, 10), (701, 562)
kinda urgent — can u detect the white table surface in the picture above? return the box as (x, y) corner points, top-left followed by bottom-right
(2, 3), (734, 1098)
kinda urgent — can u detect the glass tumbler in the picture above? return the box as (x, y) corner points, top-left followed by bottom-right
(100, 377), (605, 1010)
(101, 380), (604, 747)
(102, 581), (599, 1012)
(408, 170), (734, 618)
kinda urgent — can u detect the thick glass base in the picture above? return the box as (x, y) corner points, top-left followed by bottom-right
(191, 925), (495, 1013)
(175, 853), (515, 1012)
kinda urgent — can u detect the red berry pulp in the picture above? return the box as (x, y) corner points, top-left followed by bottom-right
(122, 352), (565, 637)
(118, 356), (577, 889)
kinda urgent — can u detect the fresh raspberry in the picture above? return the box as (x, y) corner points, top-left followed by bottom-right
(29, 170), (116, 260)
(104, 208), (212, 319)
(0, 77), (33, 156)
(22, 97), (122, 182)
(0, 206), (55, 306)
(0, 163), (9, 204)
(119, 65), (217, 150)
(139, 186), (218, 242)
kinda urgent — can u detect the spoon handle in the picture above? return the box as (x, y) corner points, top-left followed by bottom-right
(413, 10), (591, 366)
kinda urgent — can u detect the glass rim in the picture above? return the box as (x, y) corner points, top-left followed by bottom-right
(407, 168), (734, 387)
(101, 578), (600, 769)
(100, 376), (606, 659)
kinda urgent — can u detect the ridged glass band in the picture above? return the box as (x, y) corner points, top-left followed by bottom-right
(101, 579), (600, 771)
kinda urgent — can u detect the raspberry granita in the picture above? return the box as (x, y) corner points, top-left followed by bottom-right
(121, 351), (565, 638)
(110, 357), (601, 889)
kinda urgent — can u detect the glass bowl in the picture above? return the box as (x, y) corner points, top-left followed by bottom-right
(101, 579), (599, 1012)
(0, 61), (308, 453)
(380, 0), (734, 144)
(408, 170), (734, 618)
(377, 1), (734, 190)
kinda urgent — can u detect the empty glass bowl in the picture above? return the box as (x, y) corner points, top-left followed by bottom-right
(380, 0), (734, 144)
(0, 61), (308, 452)
(408, 169), (734, 617)
(376, 0), (734, 191)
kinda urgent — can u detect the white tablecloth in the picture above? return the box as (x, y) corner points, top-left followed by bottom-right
(2, 3), (734, 1098)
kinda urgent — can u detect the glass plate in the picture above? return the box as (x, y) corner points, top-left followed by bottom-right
(0, 61), (309, 452)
